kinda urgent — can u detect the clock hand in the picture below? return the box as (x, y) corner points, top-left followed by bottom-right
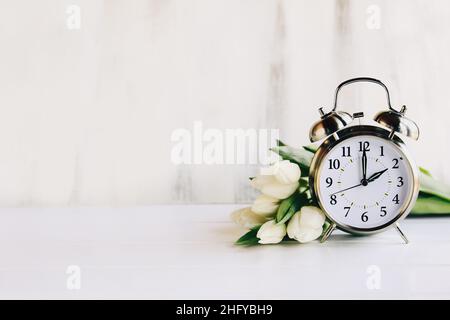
(367, 168), (389, 183)
(330, 183), (362, 196)
(333, 169), (388, 196)
(361, 148), (368, 185)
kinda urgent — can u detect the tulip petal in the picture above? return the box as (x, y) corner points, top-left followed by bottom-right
(249, 175), (274, 190)
(286, 211), (301, 239)
(261, 180), (299, 199)
(293, 226), (323, 243)
(251, 194), (279, 217)
(299, 206), (326, 228)
(287, 208), (326, 243)
(230, 207), (267, 229)
(274, 160), (301, 184)
(256, 220), (286, 244)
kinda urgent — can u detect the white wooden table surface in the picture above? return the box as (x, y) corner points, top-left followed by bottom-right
(0, 205), (449, 299)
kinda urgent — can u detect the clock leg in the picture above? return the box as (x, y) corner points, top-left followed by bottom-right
(395, 223), (409, 244)
(320, 223), (336, 243)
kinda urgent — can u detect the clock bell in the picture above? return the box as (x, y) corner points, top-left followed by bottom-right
(309, 77), (419, 142)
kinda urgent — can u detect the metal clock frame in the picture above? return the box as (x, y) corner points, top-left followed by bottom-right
(309, 124), (420, 243)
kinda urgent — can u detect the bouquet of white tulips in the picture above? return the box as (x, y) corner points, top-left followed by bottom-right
(231, 141), (450, 246)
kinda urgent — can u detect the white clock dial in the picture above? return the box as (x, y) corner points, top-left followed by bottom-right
(316, 135), (414, 230)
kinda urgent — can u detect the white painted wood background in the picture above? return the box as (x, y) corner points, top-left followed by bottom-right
(0, 0), (448, 206)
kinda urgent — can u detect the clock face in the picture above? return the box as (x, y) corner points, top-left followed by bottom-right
(315, 134), (415, 231)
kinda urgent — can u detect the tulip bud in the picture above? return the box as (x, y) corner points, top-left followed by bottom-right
(230, 207), (267, 229)
(250, 175), (299, 200)
(256, 220), (286, 244)
(299, 206), (326, 228)
(251, 194), (279, 217)
(272, 160), (301, 184)
(287, 206), (326, 243)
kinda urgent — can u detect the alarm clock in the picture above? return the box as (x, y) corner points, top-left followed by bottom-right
(308, 77), (420, 243)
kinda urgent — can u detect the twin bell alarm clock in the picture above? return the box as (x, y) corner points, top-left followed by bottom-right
(308, 77), (420, 243)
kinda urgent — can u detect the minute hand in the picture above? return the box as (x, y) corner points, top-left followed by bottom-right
(367, 168), (389, 183)
(330, 183), (362, 196)
(362, 149), (368, 181)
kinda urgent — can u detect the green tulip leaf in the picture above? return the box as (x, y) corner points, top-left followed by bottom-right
(411, 194), (450, 215)
(303, 144), (319, 153)
(277, 193), (309, 225)
(299, 178), (309, 193)
(277, 203), (299, 225)
(235, 226), (261, 246)
(276, 193), (298, 223)
(419, 166), (432, 177)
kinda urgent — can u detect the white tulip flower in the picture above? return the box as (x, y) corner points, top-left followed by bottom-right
(287, 206), (326, 243)
(256, 220), (286, 244)
(250, 175), (299, 200)
(251, 194), (280, 217)
(230, 207), (267, 229)
(299, 206), (326, 228)
(272, 160), (301, 184)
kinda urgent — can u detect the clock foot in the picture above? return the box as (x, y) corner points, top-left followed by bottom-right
(320, 223), (336, 243)
(395, 223), (409, 244)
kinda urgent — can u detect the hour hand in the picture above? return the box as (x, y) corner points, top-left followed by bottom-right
(367, 168), (388, 183)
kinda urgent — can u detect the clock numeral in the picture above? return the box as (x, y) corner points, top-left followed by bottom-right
(392, 158), (400, 169)
(397, 177), (404, 187)
(361, 211), (368, 222)
(380, 146), (384, 157)
(392, 194), (400, 204)
(325, 177), (333, 188)
(330, 194), (337, 205)
(341, 146), (351, 157)
(380, 206), (387, 217)
(359, 141), (370, 152)
(328, 159), (340, 170)
(344, 206), (351, 217)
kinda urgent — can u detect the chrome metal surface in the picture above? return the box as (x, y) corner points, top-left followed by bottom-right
(374, 108), (420, 140)
(395, 223), (409, 244)
(320, 223), (336, 243)
(309, 110), (353, 142)
(332, 77), (397, 112)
